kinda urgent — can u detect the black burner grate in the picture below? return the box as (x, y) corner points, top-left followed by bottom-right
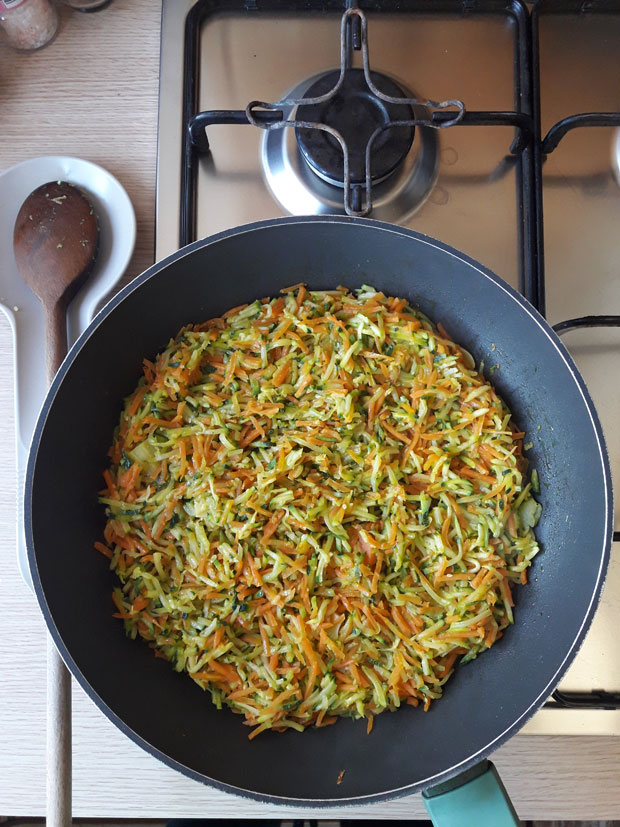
(179, 0), (620, 711)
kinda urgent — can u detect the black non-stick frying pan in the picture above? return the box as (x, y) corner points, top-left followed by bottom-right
(26, 217), (612, 822)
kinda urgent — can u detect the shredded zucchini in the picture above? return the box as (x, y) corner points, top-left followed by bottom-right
(99, 285), (540, 737)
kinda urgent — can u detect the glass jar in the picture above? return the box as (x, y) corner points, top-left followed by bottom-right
(0, 0), (58, 50)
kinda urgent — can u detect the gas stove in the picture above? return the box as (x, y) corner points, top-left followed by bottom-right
(156, 0), (620, 735)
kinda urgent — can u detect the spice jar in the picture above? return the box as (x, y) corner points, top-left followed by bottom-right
(0, 0), (58, 50)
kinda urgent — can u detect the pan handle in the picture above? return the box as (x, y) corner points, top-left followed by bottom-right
(422, 760), (520, 827)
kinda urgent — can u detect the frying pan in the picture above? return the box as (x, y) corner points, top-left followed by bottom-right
(26, 216), (612, 824)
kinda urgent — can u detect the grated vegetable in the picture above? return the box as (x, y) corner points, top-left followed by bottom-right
(99, 285), (540, 737)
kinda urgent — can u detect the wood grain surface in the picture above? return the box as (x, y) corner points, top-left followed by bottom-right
(1, 0), (620, 820)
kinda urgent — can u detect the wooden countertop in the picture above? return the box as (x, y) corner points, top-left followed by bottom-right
(1, 0), (620, 819)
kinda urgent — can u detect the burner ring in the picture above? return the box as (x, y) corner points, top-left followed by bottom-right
(262, 71), (438, 222)
(295, 69), (415, 187)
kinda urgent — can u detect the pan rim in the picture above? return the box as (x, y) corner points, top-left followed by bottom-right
(24, 215), (614, 806)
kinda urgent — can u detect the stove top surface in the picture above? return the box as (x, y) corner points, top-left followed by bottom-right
(157, 0), (620, 735)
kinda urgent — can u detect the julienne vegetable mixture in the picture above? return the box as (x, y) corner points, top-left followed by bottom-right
(98, 285), (541, 738)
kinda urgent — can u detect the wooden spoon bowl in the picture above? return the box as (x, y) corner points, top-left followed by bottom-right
(13, 180), (99, 380)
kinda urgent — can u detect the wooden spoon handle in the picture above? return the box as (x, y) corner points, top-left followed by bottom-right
(47, 639), (72, 827)
(44, 303), (72, 827)
(44, 299), (70, 384)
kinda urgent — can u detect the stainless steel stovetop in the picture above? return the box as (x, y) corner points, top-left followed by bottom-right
(156, 0), (620, 735)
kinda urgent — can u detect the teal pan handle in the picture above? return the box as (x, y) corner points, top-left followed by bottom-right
(422, 760), (521, 827)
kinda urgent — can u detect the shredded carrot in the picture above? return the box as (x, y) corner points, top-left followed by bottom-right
(100, 285), (540, 738)
(94, 541), (112, 559)
(132, 595), (150, 612)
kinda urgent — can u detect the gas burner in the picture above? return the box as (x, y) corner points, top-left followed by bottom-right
(296, 68), (415, 188)
(186, 5), (463, 222)
(262, 71), (438, 221)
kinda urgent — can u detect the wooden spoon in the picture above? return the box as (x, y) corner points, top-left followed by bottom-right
(13, 180), (99, 382)
(14, 180), (99, 827)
